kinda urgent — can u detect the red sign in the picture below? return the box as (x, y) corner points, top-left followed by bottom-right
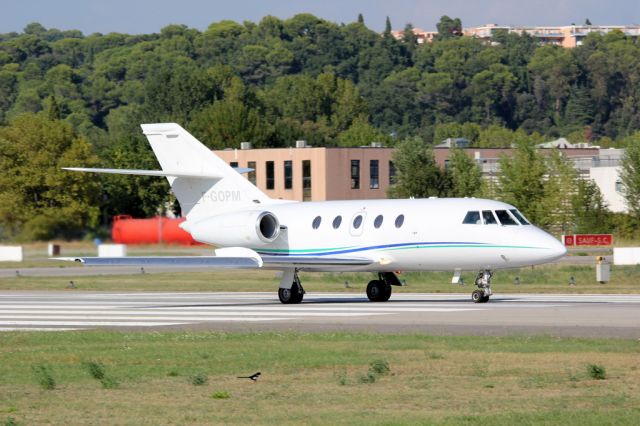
(564, 234), (612, 246)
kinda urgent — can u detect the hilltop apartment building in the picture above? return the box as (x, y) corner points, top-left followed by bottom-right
(392, 24), (640, 48)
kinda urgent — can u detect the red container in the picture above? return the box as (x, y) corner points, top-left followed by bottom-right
(111, 215), (200, 245)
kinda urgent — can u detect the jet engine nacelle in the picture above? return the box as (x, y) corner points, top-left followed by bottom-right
(186, 210), (280, 247)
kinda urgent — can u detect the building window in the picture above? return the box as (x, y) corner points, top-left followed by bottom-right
(302, 160), (311, 201)
(615, 180), (624, 194)
(370, 160), (379, 189)
(230, 161), (238, 168)
(266, 161), (274, 190)
(351, 160), (360, 189)
(284, 160), (293, 189)
(389, 161), (397, 185)
(247, 161), (256, 185)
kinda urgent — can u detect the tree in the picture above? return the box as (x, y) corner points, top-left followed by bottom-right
(572, 179), (610, 233)
(384, 17), (392, 37)
(447, 148), (483, 197)
(619, 132), (640, 221)
(496, 138), (547, 225)
(0, 113), (99, 240)
(387, 136), (447, 198)
(542, 150), (578, 233)
(337, 115), (387, 147)
(436, 16), (462, 40)
(357, 14), (364, 25)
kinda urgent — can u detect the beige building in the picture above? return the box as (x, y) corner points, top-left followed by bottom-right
(464, 24), (640, 48)
(214, 144), (396, 201)
(392, 24), (640, 48)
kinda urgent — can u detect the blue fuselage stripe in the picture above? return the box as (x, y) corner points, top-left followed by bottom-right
(256, 242), (544, 257)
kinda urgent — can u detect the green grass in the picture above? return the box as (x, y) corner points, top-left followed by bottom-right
(0, 331), (639, 424)
(2, 264), (640, 294)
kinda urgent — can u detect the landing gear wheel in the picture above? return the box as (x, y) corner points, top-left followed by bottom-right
(367, 280), (391, 302)
(481, 294), (490, 303)
(471, 290), (484, 303)
(278, 283), (304, 304)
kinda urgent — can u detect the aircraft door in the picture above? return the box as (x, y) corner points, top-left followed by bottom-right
(349, 211), (366, 237)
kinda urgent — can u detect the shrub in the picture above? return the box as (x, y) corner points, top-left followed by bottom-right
(211, 391), (230, 399)
(83, 361), (105, 380)
(167, 370), (179, 377)
(369, 359), (390, 376)
(32, 364), (55, 390)
(190, 373), (208, 386)
(359, 372), (377, 384)
(5, 417), (18, 426)
(587, 364), (607, 380)
(100, 376), (119, 389)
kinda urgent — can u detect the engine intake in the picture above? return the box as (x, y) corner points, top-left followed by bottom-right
(187, 210), (281, 247)
(256, 211), (280, 243)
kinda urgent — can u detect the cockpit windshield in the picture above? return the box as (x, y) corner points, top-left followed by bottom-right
(463, 208), (531, 226)
(509, 209), (530, 225)
(495, 210), (518, 225)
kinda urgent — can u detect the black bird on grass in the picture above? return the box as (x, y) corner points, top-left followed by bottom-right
(237, 372), (261, 382)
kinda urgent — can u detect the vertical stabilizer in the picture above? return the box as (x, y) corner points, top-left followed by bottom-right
(141, 123), (271, 222)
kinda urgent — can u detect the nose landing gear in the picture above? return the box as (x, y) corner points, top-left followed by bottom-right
(472, 270), (492, 303)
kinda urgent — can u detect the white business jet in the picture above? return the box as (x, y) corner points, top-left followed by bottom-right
(62, 123), (566, 304)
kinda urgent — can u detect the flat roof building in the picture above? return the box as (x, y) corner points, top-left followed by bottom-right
(392, 24), (640, 48)
(214, 145), (396, 202)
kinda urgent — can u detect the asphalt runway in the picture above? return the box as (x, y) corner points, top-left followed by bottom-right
(0, 291), (639, 338)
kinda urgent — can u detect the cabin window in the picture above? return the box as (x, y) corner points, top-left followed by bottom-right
(510, 209), (530, 225)
(482, 210), (497, 225)
(395, 214), (405, 228)
(374, 215), (383, 228)
(230, 161), (238, 168)
(353, 214), (363, 229)
(312, 216), (322, 229)
(332, 215), (342, 229)
(462, 211), (481, 224)
(495, 210), (518, 225)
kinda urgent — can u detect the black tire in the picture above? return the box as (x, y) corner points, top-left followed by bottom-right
(367, 280), (391, 302)
(471, 290), (484, 303)
(278, 283), (304, 304)
(481, 294), (490, 303)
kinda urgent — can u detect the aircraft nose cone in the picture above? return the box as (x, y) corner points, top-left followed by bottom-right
(544, 234), (567, 262)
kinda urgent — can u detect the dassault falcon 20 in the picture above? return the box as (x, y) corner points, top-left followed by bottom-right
(61, 123), (566, 304)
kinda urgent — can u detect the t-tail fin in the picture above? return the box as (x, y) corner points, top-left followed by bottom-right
(140, 123), (271, 221)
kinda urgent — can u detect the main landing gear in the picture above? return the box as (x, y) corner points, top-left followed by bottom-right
(277, 270), (402, 304)
(366, 272), (402, 302)
(472, 269), (492, 303)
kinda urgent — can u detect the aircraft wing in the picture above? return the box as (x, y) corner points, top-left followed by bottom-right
(53, 255), (374, 269)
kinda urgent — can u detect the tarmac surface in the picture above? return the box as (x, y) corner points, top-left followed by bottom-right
(1, 291), (639, 338)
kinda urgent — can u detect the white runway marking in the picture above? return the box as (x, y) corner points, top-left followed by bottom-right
(1, 292), (639, 332)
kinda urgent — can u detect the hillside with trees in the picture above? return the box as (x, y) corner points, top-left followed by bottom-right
(1, 15), (639, 240)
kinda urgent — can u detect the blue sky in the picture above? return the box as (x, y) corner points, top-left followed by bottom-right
(3, 0), (640, 34)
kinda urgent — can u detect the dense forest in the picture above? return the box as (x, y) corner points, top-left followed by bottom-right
(1, 14), (640, 240)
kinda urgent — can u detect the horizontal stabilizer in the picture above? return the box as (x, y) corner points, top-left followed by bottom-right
(63, 167), (222, 180)
(53, 256), (261, 268)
